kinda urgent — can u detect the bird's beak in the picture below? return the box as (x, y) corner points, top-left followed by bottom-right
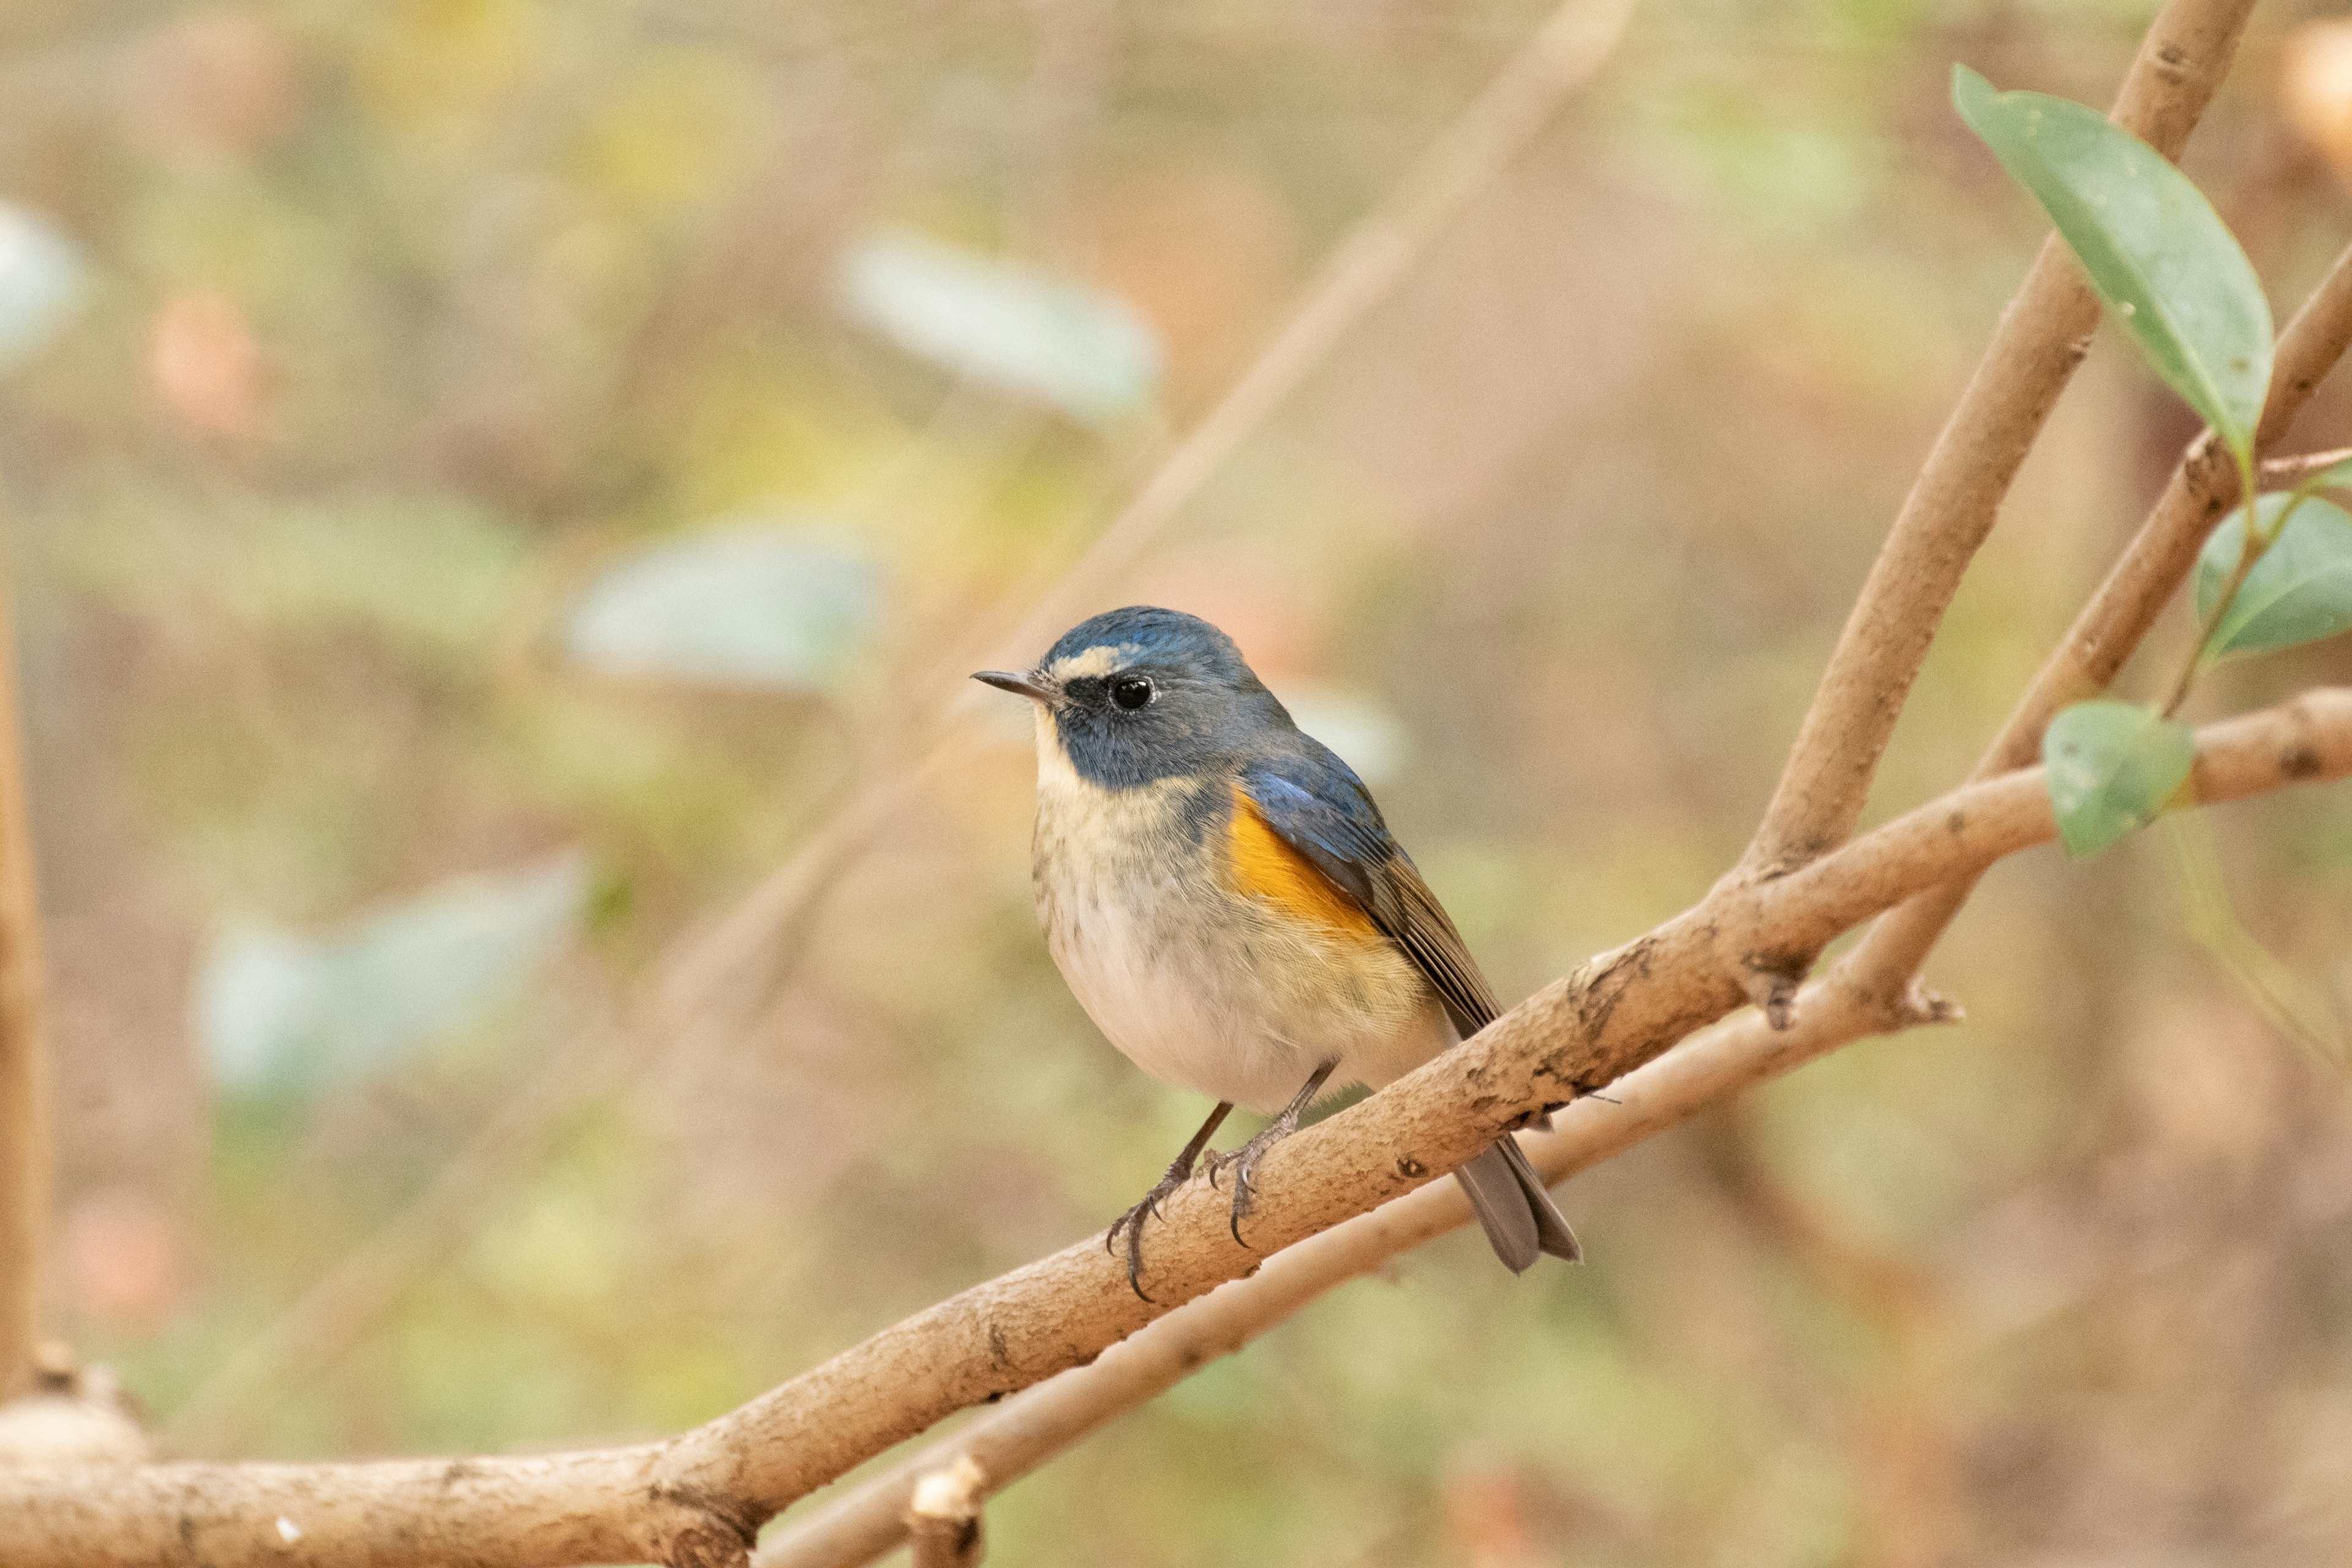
(972, 669), (1058, 705)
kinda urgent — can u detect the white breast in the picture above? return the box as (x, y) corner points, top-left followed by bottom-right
(1028, 715), (1450, 1115)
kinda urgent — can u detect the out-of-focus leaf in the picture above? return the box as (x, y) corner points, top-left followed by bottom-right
(837, 229), (1160, 424)
(1278, 684), (1409, 785)
(0, 203), (86, 374)
(199, 854), (590, 1094)
(2196, 494), (2352, 658)
(2041, 701), (2195, 858)
(565, 524), (876, 691)
(1953, 65), (2272, 461)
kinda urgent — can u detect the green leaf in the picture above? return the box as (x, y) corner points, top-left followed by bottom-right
(2194, 492), (2352, 658)
(1952, 65), (2272, 461)
(2041, 701), (2196, 858)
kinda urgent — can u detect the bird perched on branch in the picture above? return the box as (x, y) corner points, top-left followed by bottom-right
(977, 606), (1579, 1297)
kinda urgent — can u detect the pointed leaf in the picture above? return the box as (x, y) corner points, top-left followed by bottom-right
(2041, 701), (2195, 858)
(200, 855), (590, 1094)
(566, 524), (877, 691)
(837, 228), (1160, 424)
(1953, 66), (2272, 460)
(2194, 492), (2352, 658)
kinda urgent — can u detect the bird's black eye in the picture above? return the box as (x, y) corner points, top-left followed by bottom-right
(1110, 674), (1155, 710)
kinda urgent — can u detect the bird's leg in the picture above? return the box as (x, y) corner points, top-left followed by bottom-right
(1207, 1061), (1338, 1249)
(1107, 1100), (1234, 1301)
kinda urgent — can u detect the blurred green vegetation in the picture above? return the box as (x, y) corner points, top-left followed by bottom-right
(4, 1), (2352, 1564)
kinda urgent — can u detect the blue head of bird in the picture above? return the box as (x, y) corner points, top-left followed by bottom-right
(973, 606), (1294, 789)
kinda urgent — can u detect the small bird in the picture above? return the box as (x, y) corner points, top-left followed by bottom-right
(977, 606), (1579, 1296)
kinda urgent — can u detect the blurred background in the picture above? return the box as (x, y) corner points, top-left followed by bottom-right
(4, 0), (2352, 1563)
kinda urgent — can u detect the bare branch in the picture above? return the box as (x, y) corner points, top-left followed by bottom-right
(1738, 0), (2257, 880)
(905, 1456), (986, 1568)
(2261, 444), (2352, 487)
(4, 688), (2348, 1568)
(0, 541), (50, 1402)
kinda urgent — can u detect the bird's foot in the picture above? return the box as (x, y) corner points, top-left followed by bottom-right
(1204, 1115), (1303, 1249)
(1106, 1155), (1200, 1302)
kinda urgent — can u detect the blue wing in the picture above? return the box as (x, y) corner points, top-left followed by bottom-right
(1238, 743), (1502, 1035)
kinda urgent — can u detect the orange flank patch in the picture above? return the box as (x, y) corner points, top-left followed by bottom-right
(1226, 786), (1381, 940)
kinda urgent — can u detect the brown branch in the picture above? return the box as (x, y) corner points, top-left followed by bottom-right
(904, 1457), (986, 1568)
(1738, 0), (2256, 881)
(2261, 443), (2352, 486)
(3, 688), (2348, 1568)
(159, 0), (1637, 1447)
(0, 539), (50, 1402)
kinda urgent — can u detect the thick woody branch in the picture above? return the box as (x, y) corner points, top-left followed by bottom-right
(3, 689), (2348, 1568)
(1740, 0), (2255, 879)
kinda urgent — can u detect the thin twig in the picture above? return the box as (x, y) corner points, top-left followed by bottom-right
(6, 688), (2350, 1568)
(946, 0), (1637, 679)
(0, 530), (47, 1402)
(2160, 463), (2285, 718)
(2260, 444), (2352, 486)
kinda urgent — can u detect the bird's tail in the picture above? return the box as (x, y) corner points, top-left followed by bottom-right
(1453, 1136), (1581, 1273)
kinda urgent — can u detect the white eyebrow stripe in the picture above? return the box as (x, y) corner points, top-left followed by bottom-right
(1045, 644), (1136, 681)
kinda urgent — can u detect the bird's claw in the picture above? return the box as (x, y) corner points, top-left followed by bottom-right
(1204, 1125), (1288, 1250)
(1106, 1158), (1197, 1301)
